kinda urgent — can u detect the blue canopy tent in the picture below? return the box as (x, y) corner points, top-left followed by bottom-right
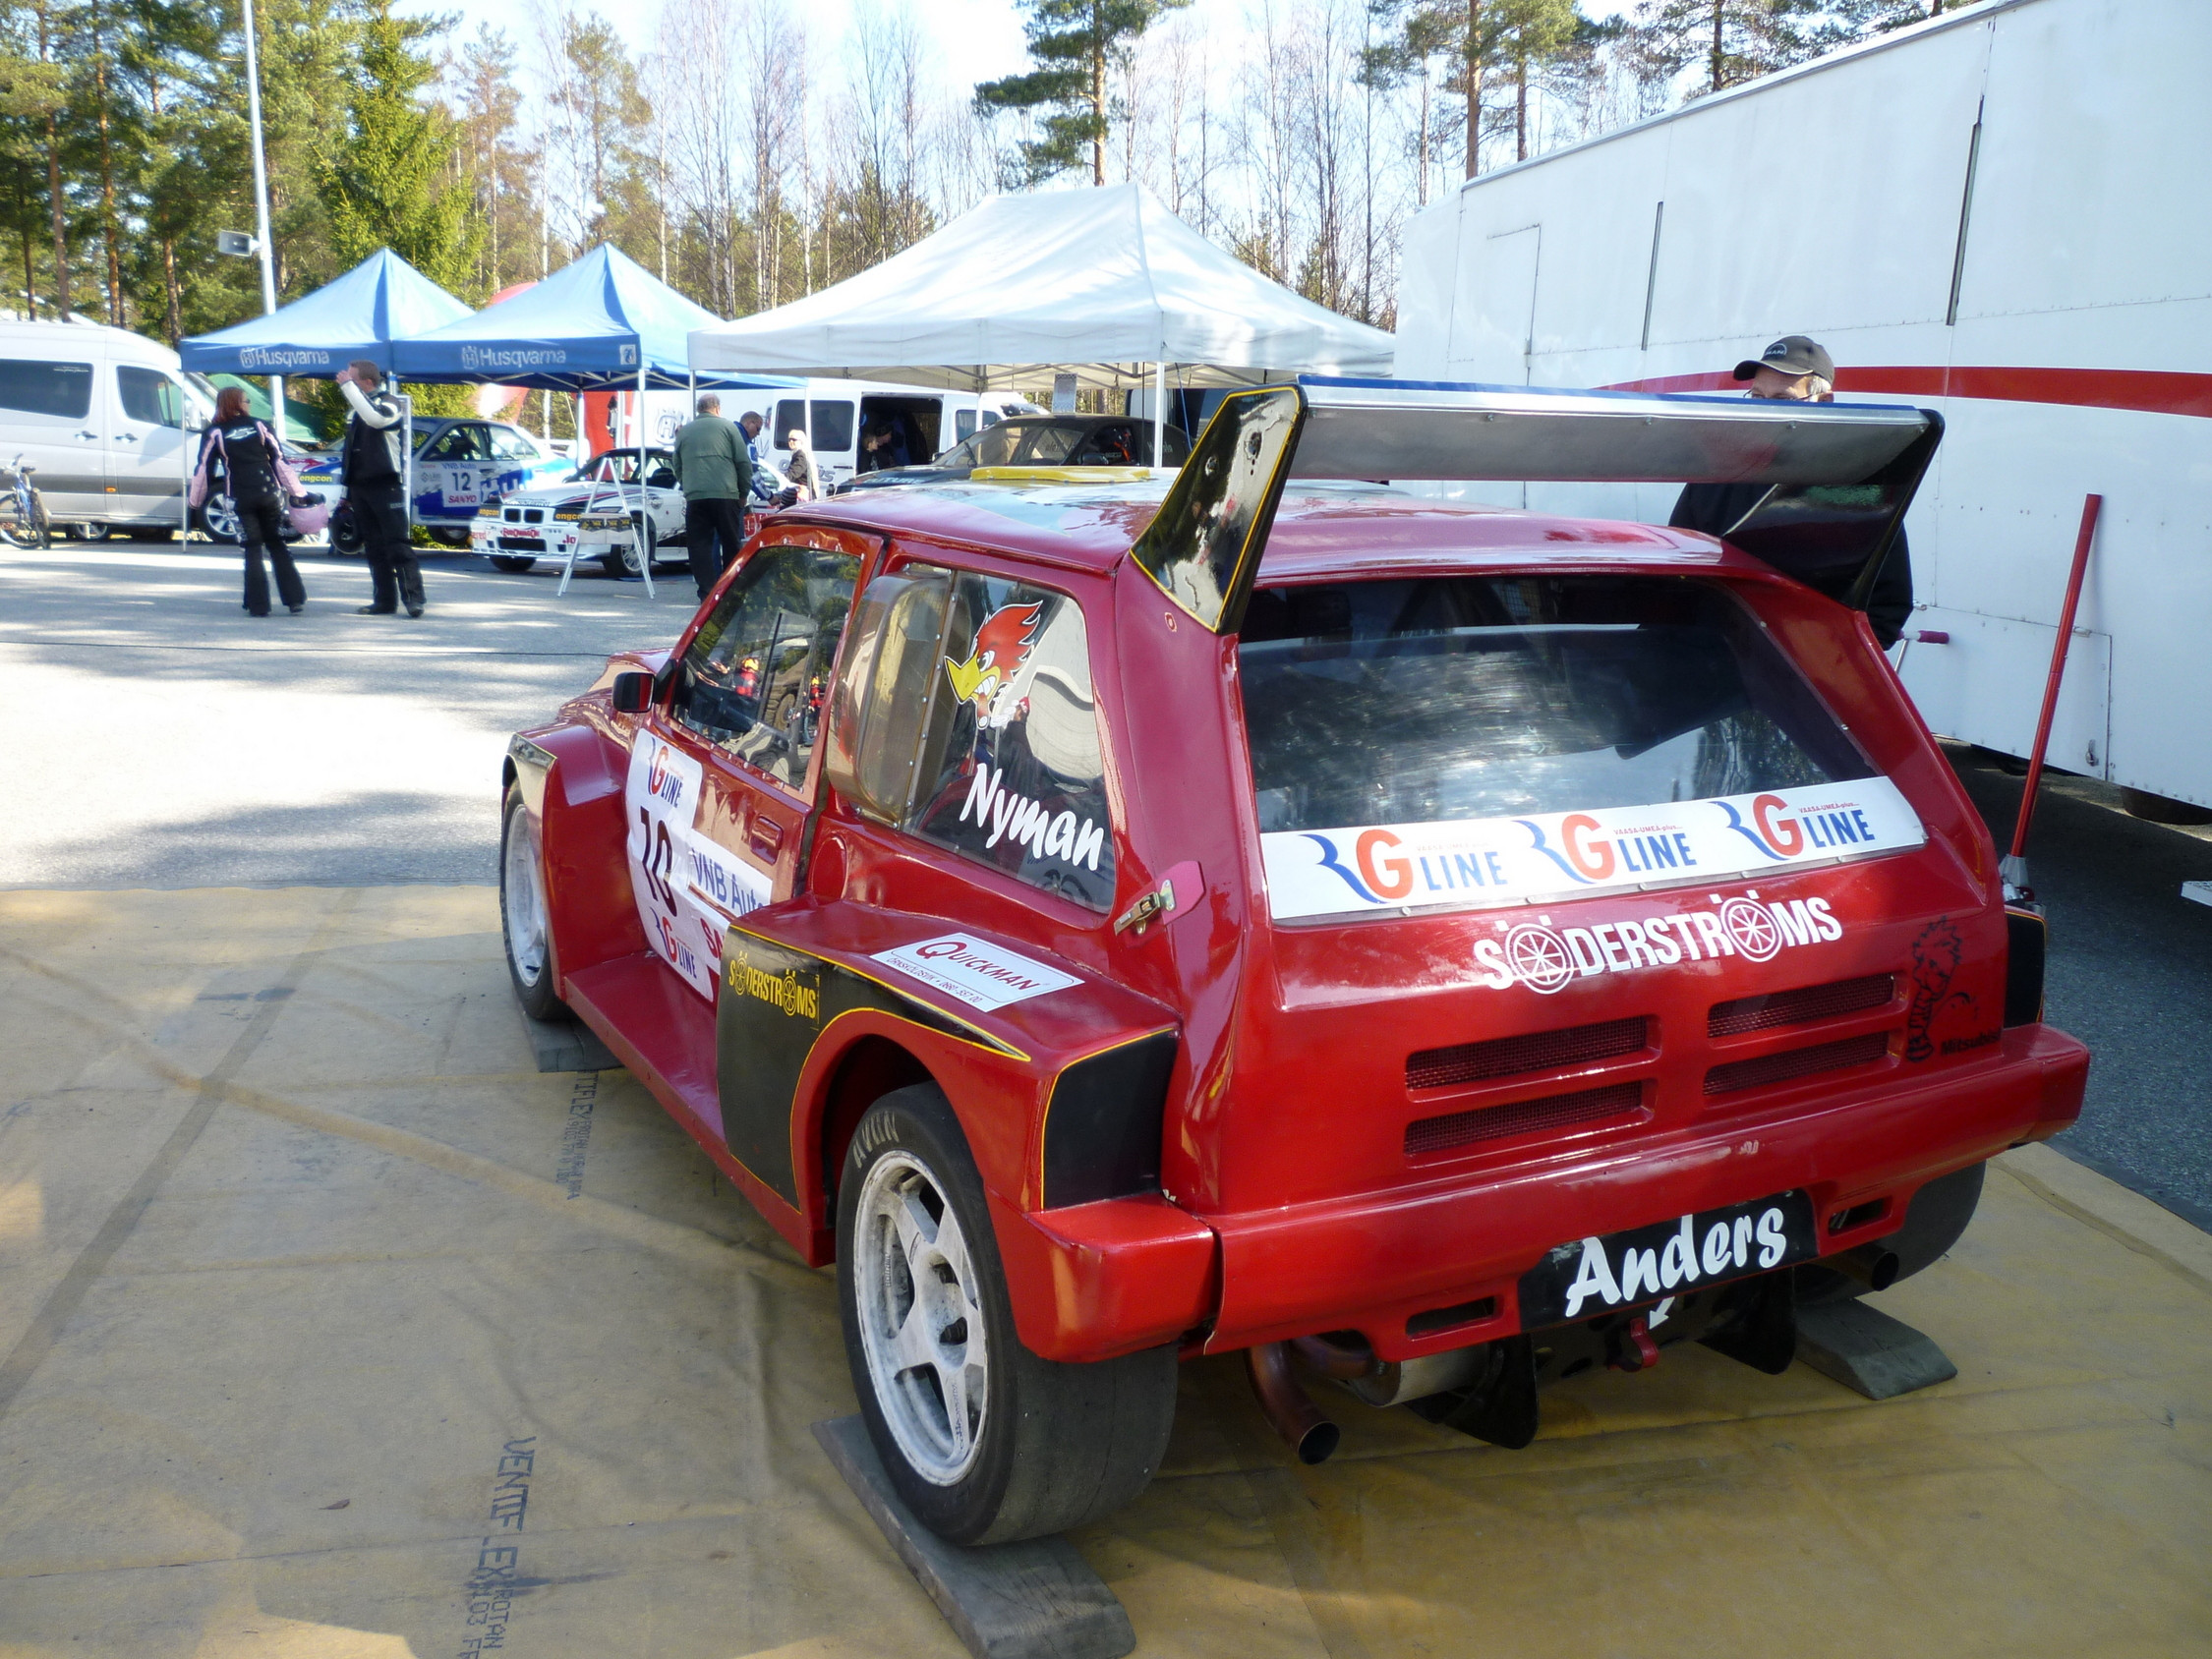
(179, 248), (474, 382)
(392, 245), (792, 595)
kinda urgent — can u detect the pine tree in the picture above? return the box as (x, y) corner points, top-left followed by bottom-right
(314, 0), (478, 293)
(974, 0), (1189, 187)
(1628, 0), (1829, 99)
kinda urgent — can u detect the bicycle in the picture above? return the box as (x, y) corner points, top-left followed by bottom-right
(0, 453), (49, 549)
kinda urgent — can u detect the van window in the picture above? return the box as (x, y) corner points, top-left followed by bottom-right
(0, 359), (93, 420)
(774, 399), (806, 446)
(673, 544), (860, 790)
(809, 400), (855, 453)
(955, 409), (977, 445)
(1238, 575), (1872, 836)
(117, 367), (187, 428)
(907, 572), (1115, 911)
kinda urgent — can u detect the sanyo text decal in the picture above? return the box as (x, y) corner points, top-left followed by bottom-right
(1472, 890), (1843, 994)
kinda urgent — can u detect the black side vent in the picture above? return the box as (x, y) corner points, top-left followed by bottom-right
(1705, 1032), (1891, 1096)
(1407, 1016), (1650, 1092)
(1709, 974), (1895, 1038)
(1406, 1081), (1646, 1158)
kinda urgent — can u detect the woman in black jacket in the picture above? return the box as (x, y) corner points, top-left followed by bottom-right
(189, 385), (308, 616)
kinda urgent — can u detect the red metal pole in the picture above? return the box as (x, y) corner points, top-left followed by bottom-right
(2005, 493), (2102, 887)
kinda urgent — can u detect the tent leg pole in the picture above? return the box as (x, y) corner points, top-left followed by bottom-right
(1153, 361), (1166, 470)
(637, 359), (654, 601)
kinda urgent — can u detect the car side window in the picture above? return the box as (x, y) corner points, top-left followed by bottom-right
(903, 571), (1115, 911)
(431, 425), (490, 461)
(1022, 427), (1080, 464)
(117, 367), (186, 428)
(0, 359), (92, 419)
(810, 400), (855, 453)
(489, 426), (538, 460)
(672, 544), (861, 790)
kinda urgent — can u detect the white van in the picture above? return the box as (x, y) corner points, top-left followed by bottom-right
(0, 317), (213, 535)
(609, 377), (1042, 492)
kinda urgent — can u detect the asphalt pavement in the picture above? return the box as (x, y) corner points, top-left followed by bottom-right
(0, 535), (699, 887)
(1945, 745), (2212, 1228)
(4, 534), (2206, 1220)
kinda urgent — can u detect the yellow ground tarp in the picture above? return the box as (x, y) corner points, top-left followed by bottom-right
(1, 887), (2207, 1658)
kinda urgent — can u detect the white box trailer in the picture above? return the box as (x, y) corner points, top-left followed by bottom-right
(605, 377), (1042, 490)
(1393, 0), (2212, 810)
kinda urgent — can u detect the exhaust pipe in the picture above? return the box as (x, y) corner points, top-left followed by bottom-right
(1289, 1333), (1380, 1381)
(1830, 1243), (1901, 1291)
(1246, 1343), (1341, 1464)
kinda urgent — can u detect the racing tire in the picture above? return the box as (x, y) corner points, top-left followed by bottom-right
(1796, 1160), (1986, 1307)
(432, 528), (472, 549)
(490, 555), (538, 573)
(499, 789), (569, 1022)
(599, 513), (659, 579)
(838, 1084), (1178, 1546)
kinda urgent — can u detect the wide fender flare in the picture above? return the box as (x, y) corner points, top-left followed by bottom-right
(508, 721), (644, 989)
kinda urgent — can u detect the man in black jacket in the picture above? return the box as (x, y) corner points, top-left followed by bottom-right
(336, 360), (425, 617)
(1668, 335), (1912, 647)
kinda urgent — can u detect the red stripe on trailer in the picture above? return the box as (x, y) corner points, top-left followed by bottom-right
(1604, 366), (2212, 419)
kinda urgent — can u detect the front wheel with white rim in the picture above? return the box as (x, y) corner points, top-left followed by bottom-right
(499, 788), (567, 1021)
(838, 1085), (1179, 1545)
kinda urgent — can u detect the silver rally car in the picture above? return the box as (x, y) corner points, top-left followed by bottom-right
(470, 446), (687, 577)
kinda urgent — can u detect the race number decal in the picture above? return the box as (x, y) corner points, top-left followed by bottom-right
(625, 736), (715, 999)
(623, 733), (774, 1001)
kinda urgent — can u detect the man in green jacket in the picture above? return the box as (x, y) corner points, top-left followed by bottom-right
(673, 393), (753, 600)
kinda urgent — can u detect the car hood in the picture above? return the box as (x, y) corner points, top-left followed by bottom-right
(495, 482), (652, 510)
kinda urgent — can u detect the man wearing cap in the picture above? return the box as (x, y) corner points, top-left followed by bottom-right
(1669, 335), (1913, 647)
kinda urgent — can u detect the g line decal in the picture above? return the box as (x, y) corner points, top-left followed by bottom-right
(1473, 890), (1843, 994)
(872, 933), (1080, 1013)
(1260, 778), (1924, 921)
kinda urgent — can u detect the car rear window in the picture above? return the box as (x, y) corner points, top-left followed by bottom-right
(1240, 575), (1921, 920)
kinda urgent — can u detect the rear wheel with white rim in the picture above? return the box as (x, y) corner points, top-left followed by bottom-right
(499, 788), (567, 1021)
(837, 1084), (1178, 1545)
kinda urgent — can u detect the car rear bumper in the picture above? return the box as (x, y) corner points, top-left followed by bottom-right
(991, 1024), (2085, 1364)
(1196, 1022), (2088, 1357)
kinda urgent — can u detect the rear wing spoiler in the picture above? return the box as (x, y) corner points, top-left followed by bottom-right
(1129, 375), (1943, 634)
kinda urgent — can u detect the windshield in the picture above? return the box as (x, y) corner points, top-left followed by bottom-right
(1240, 575), (1911, 920)
(947, 425), (1028, 469)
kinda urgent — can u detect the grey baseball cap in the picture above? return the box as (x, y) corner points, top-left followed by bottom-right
(1733, 335), (1835, 381)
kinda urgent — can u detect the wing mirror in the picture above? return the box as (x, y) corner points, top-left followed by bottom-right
(610, 670), (653, 714)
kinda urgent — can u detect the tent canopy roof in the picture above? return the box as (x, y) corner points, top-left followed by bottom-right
(686, 184), (1396, 390)
(177, 249), (472, 377)
(392, 244), (790, 391)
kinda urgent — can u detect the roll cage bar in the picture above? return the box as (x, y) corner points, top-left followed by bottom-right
(1129, 375), (1943, 634)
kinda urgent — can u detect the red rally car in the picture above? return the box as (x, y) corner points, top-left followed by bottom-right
(498, 379), (2088, 1545)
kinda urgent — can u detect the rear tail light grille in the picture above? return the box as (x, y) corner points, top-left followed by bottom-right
(1406, 1081), (1645, 1157)
(1705, 1031), (1891, 1096)
(1709, 974), (1895, 1037)
(1407, 1016), (1649, 1091)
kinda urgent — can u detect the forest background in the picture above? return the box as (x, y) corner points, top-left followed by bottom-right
(0, 0), (1946, 418)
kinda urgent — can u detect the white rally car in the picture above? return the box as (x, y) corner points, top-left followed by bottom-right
(471, 446), (688, 578)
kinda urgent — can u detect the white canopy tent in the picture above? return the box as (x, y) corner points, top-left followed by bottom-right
(686, 183), (1396, 464)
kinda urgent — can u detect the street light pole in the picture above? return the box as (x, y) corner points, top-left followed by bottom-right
(241, 0), (283, 430)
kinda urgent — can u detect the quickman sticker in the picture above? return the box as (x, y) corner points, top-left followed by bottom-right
(1260, 778), (1924, 921)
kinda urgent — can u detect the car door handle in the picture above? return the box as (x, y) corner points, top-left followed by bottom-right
(747, 816), (784, 860)
(75, 430), (97, 441)
(118, 432), (138, 442)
